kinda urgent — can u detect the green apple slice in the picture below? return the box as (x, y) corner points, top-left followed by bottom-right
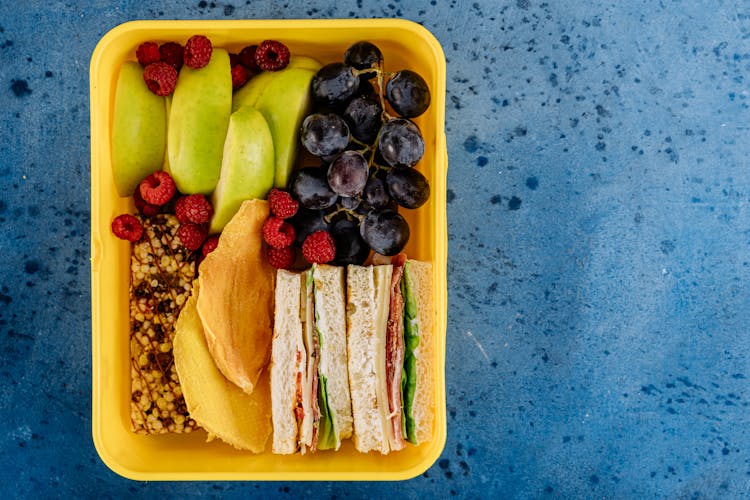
(287, 55), (324, 72)
(232, 56), (321, 113)
(252, 68), (318, 187)
(168, 48), (232, 195)
(233, 64), (320, 188)
(111, 61), (166, 197)
(209, 106), (274, 233)
(162, 94), (172, 172)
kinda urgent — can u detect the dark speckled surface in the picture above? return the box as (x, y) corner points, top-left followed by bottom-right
(2, 0), (750, 497)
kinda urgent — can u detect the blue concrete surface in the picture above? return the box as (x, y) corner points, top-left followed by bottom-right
(1, 0), (749, 497)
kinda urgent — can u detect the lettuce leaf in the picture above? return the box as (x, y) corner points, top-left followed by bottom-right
(401, 262), (420, 444)
(316, 373), (337, 450)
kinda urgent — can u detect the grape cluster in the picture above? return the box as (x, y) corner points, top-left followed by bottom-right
(288, 41), (432, 263)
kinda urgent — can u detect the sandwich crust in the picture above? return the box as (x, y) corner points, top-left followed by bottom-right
(404, 260), (435, 445)
(270, 270), (305, 454)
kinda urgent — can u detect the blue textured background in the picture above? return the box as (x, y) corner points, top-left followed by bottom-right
(2, 0), (749, 497)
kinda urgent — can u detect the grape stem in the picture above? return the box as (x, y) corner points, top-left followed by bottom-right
(351, 64), (395, 173)
(371, 162), (391, 175)
(352, 67), (395, 79)
(367, 126), (384, 171)
(323, 206), (364, 224)
(350, 136), (371, 150)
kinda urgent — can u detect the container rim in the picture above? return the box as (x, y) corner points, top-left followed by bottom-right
(91, 18), (446, 72)
(90, 18), (448, 482)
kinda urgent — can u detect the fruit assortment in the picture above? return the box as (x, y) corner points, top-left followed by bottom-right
(110, 35), (303, 249)
(262, 41), (433, 268)
(112, 35), (432, 268)
(112, 170), (215, 255)
(109, 34), (434, 440)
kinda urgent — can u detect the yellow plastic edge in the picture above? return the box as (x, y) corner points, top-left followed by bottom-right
(90, 18), (447, 482)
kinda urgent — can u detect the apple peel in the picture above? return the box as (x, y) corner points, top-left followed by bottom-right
(232, 61), (321, 188)
(111, 61), (167, 197)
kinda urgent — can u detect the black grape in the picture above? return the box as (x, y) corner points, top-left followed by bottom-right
(359, 210), (410, 256)
(377, 118), (425, 167)
(343, 94), (383, 144)
(300, 113), (350, 157)
(290, 167), (338, 210)
(327, 151), (369, 197)
(344, 41), (383, 81)
(311, 63), (360, 106)
(331, 217), (370, 265)
(385, 70), (431, 118)
(361, 175), (392, 210)
(288, 208), (329, 247)
(386, 167), (431, 209)
(339, 196), (361, 211)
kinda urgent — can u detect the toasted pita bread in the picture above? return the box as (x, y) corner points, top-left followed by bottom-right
(196, 199), (275, 395)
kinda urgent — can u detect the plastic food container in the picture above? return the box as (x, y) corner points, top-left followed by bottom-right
(90, 19), (447, 481)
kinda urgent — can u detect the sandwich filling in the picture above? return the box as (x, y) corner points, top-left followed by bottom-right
(401, 261), (420, 444)
(300, 271), (320, 452)
(294, 350), (304, 426)
(385, 259), (406, 450)
(373, 266), (394, 449)
(301, 266), (338, 452)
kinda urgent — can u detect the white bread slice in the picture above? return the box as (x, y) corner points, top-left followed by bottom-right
(312, 264), (353, 448)
(346, 265), (391, 454)
(404, 260), (434, 445)
(270, 270), (304, 454)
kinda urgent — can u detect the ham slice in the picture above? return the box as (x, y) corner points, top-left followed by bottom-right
(308, 328), (320, 451)
(385, 262), (406, 450)
(294, 350), (304, 424)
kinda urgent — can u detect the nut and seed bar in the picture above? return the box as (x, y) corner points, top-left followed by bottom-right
(129, 214), (199, 434)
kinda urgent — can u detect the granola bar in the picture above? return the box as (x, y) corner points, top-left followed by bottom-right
(129, 214), (199, 434)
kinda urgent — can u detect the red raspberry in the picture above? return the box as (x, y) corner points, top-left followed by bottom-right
(229, 52), (241, 68)
(184, 35), (212, 69)
(133, 187), (160, 216)
(266, 246), (296, 269)
(136, 42), (161, 66)
(143, 62), (178, 96)
(254, 40), (290, 71)
(302, 230), (336, 264)
(111, 214), (144, 242)
(231, 64), (250, 89)
(175, 194), (213, 224)
(238, 45), (259, 71)
(268, 188), (299, 219)
(177, 223), (208, 251)
(139, 171), (176, 206)
(201, 235), (220, 257)
(159, 42), (184, 70)
(262, 216), (295, 249)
